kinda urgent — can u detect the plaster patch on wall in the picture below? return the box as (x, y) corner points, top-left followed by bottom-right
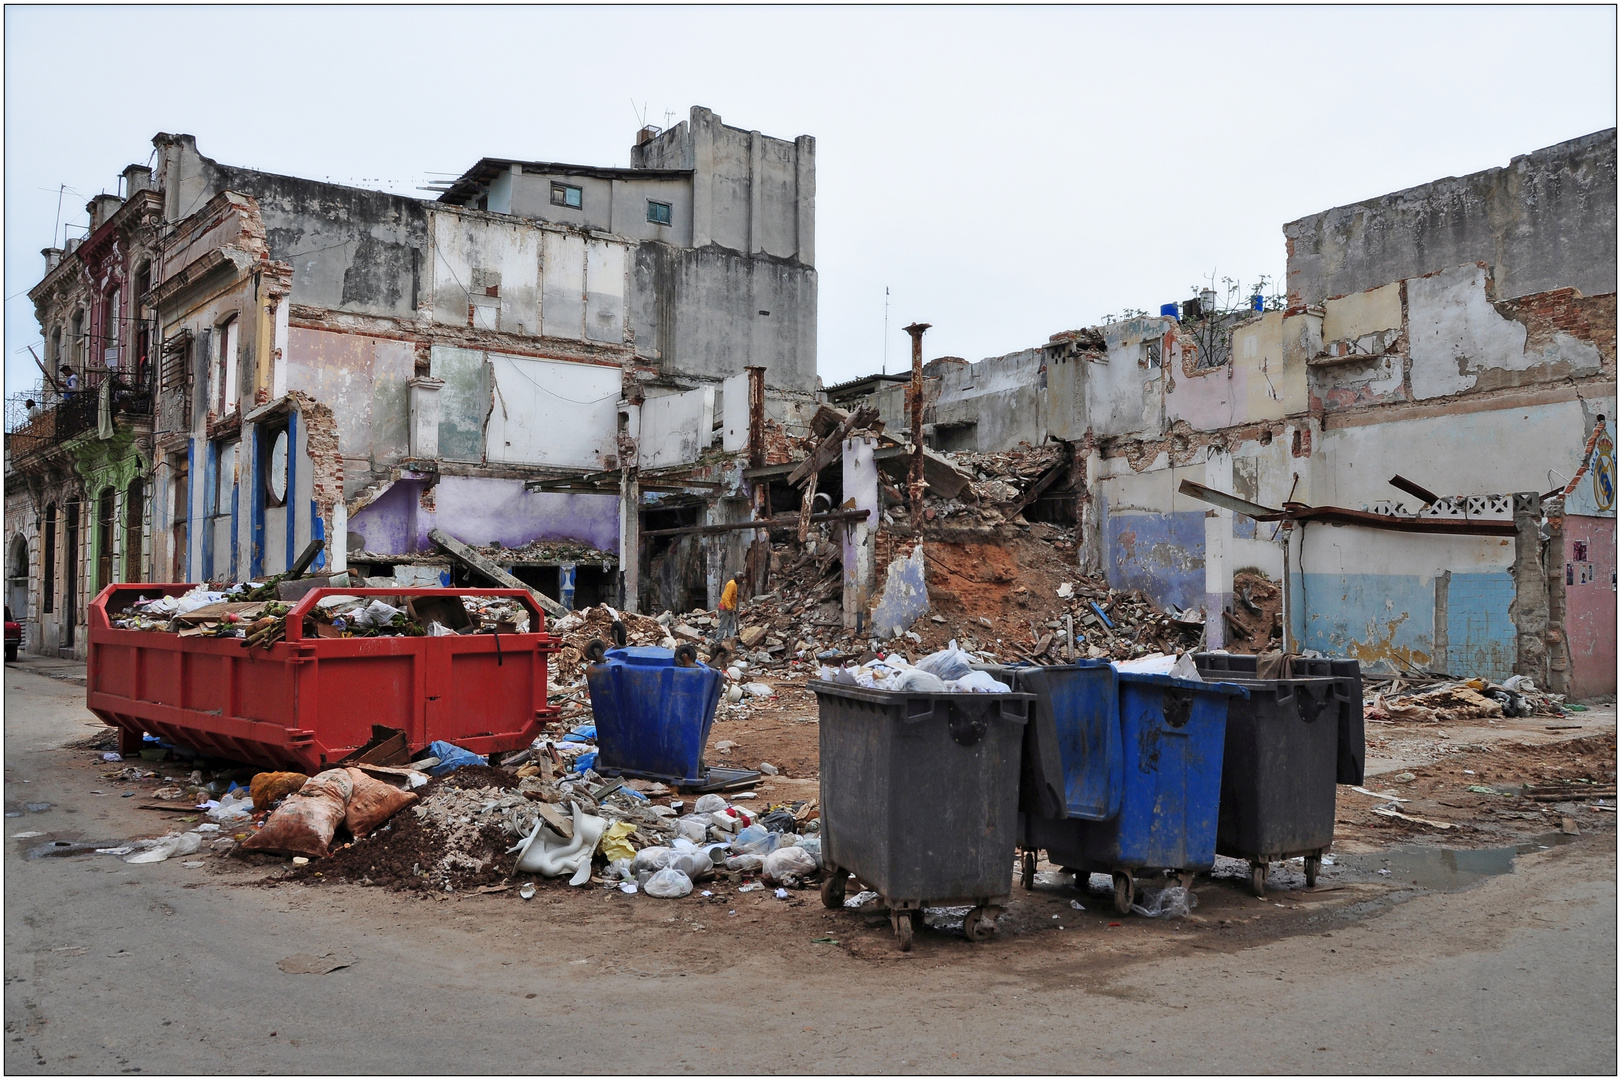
(870, 543), (927, 639)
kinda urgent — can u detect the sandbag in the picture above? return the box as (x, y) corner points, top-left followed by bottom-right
(343, 767), (418, 837)
(250, 771), (310, 811)
(240, 769), (353, 859)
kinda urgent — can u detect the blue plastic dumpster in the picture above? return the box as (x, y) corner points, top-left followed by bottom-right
(1020, 670), (1247, 914)
(585, 647), (758, 791)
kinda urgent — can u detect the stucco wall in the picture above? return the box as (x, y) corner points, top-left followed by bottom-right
(1284, 128), (1617, 307)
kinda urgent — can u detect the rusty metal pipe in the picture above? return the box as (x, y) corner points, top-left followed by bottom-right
(904, 322), (930, 531)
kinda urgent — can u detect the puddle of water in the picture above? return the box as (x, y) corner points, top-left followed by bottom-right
(1337, 832), (1579, 890)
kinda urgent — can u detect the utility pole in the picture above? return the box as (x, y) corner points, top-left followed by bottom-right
(904, 321), (930, 531)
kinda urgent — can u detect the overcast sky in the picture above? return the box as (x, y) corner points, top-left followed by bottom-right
(4, 4), (1616, 394)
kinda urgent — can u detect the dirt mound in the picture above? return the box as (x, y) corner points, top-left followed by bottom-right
(276, 767), (523, 891)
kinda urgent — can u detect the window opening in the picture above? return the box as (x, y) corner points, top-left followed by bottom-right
(42, 504), (56, 614)
(97, 487), (116, 592)
(125, 478), (144, 582)
(551, 182), (582, 209)
(646, 200), (672, 225)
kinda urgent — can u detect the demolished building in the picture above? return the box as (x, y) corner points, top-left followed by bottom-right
(830, 129), (1616, 696)
(5, 108), (820, 656)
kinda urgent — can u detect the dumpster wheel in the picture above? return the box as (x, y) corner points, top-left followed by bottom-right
(1250, 861), (1268, 897)
(962, 906), (998, 943)
(1021, 850), (1036, 891)
(1305, 854), (1321, 887)
(821, 867), (848, 910)
(1112, 871), (1135, 915)
(891, 909), (914, 951)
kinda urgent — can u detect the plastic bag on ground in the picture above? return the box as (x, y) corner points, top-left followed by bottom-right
(1131, 886), (1197, 918)
(206, 791), (255, 824)
(946, 670), (1012, 694)
(762, 845), (818, 885)
(424, 740), (487, 776)
(240, 769), (354, 859)
(724, 852), (765, 873)
(666, 849), (713, 881)
(124, 831), (203, 864)
(693, 793), (727, 815)
(343, 767), (418, 837)
(795, 835), (823, 868)
(915, 641), (974, 682)
(645, 867), (693, 898)
(632, 846), (677, 874)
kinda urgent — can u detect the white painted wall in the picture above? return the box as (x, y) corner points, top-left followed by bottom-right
(639, 386), (716, 469)
(485, 354), (620, 470)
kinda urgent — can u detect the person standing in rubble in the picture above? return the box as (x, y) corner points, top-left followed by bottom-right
(715, 573), (741, 643)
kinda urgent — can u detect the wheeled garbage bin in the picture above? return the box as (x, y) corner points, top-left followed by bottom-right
(586, 646), (759, 791)
(1206, 674), (1342, 895)
(1194, 652), (1365, 785)
(979, 662), (1120, 889)
(1019, 671), (1247, 915)
(810, 681), (1035, 950)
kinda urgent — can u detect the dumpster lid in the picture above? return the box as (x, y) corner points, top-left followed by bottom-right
(1116, 671), (1250, 697)
(607, 646), (684, 667)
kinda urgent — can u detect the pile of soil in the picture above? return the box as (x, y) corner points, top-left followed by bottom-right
(277, 766), (522, 892)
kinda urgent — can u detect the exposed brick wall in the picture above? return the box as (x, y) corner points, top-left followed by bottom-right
(291, 391), (343, 525)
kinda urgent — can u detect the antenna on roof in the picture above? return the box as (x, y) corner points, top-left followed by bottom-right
(883, 286), (890, 375)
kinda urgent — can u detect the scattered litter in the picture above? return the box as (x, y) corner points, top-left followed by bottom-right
(1131, 887), (1196, 919)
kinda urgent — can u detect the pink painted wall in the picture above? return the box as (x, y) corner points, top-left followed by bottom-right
(1564, 515), (1616, 699)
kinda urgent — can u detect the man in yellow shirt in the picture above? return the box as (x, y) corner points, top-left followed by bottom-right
(716, 574), (740, 643)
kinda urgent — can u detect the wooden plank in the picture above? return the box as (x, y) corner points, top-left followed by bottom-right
(428, 528), (567, 619)
(787, 406), (878, 487)
(1007, 461), (1069, 516)
(639, 509), (869, 539)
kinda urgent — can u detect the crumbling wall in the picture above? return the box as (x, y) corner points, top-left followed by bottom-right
(927, 348), (1049, 451)
(285, 328), (413, 492)
(1283, 128), (1617, 308)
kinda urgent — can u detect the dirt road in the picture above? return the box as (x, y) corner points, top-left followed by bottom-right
(5, 662), (1616, 1074)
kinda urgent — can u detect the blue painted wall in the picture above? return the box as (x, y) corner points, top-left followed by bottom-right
(1101, 498), (1206, 611)
(1291, 571), (1435, 670)
(1445, 571), (1517, 683)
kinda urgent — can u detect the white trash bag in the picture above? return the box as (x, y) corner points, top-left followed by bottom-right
(645, 867), (693, 898)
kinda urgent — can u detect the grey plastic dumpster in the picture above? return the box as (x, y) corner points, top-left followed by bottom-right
(810, 681), (1034, 950)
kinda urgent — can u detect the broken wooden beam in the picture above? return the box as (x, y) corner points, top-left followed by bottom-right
(640, 509), (870, 539)
(786, 406), (879, 488)
(427, 528), (567, 619)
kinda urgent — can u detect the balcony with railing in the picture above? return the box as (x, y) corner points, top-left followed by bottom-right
(4, 364), (155, 463)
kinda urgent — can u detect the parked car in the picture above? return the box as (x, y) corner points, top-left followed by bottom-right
(5, 606), (21, 662)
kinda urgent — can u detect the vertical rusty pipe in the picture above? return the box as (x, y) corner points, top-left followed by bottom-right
(745, 365), (768, 595)
(904, 322), (930, 531)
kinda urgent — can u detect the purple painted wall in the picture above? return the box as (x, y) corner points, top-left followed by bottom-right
(351, 476), (619, 556)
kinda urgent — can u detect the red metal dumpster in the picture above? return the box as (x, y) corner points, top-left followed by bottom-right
(87, 585), (561, 773)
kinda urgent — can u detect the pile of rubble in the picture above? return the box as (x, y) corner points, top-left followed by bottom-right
(272, 748), (823, 899)
(1366, 674), (1574, 723)
(110, 583), (531, 646)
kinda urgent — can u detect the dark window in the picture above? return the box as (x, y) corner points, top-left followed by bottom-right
(125, 478), (144, 582)
(550, 183), (582, 209)
(63, 500), (79, 646)
(97, 487), (116, 593)
(42, 504), (56, 614)
(646, 200), (672, 226)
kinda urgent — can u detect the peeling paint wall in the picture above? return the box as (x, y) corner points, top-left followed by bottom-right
(870, 543), (927, 639)
(639, 386), (715, 468)
(285, 328), (412, 491)
(1284, 128), (1617, 308)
